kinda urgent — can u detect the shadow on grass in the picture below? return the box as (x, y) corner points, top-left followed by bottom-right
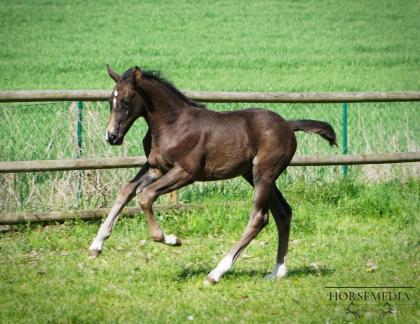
(0, 219), (102, 234)
(177, 265), (334, 281)
(287, 265), (335, 277)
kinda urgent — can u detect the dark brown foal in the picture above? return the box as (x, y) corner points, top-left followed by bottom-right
(89, 65), (337, 284)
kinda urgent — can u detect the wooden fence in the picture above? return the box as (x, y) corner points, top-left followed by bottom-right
(1, 90), (419, 225)
(0, 152), (419, 174)
(1, 90), (420, 103)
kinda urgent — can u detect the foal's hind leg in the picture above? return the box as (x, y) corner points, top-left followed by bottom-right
(88, 163), (159, 258)
(266, 185), (292, 279)
(205, 178), (272, 284)
(242, 175), (292, 279)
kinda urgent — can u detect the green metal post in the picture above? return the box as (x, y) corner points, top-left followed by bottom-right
(76, 101), (83, 204)
(342, 101), (348, 176)
(77, 101), (83, 156)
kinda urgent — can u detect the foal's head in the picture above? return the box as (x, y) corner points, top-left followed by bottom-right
(105, 65), (146, 145)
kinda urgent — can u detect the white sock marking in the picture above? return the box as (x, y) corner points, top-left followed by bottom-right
(89, 204), (121, 252)
(163, 234), (177, 245)
(208, 255), (233, 282)
(114, 90), (118, 97)
(89, 239), (103, 252)
(266, 262), (287, 279)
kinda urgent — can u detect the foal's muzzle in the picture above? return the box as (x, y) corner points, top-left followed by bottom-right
(106, 131), (123, 145)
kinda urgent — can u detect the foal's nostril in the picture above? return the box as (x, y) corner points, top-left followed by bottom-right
(107, 132), (117, 143)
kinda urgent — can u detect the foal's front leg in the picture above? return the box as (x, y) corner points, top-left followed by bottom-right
(88, 163), (159, 258)
(139, 165), (193, 246)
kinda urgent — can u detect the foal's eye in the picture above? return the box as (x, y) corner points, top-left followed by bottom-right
(122, 97), (131, 108)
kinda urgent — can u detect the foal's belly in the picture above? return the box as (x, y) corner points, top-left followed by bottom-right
(200, 145), (254, 181)
(197, 121), (255, 180)
(201, 160), (252, 181)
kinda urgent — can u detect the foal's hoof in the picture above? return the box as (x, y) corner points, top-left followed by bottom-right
(203, 276), (218, 286)
(163, 234), (182, 246)
(174, 237), (182, 246)
(88, 250), (101, 259)
(265, 263), (287, 280)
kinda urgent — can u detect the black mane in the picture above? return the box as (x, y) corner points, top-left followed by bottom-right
(124, 68), (206, 109)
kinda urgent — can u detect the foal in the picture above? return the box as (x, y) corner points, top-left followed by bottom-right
(89, 65), (337, 284)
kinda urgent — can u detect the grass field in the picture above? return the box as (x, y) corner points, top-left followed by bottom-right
(1, 180), (419, 323)
(0, 0), (419, 322)
(0, 0), (419, 91)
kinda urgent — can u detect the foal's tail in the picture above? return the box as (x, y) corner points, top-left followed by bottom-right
(288, 119), (337, 146)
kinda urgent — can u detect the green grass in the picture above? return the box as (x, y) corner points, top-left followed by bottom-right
(1, 180), (418, 322)
(0, 0), (419, 91)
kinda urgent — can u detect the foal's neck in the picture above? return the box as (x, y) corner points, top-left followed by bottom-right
(138, 79), (187, 133)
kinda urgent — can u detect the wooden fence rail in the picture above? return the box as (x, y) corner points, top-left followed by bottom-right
(1, 152), (419, 173)
(0, 205), (186, 226)
(1, 90), (420, 103)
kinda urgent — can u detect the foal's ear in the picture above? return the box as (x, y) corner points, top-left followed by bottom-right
(133, 66), (142, 81)
(106, 64), (121, 83)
